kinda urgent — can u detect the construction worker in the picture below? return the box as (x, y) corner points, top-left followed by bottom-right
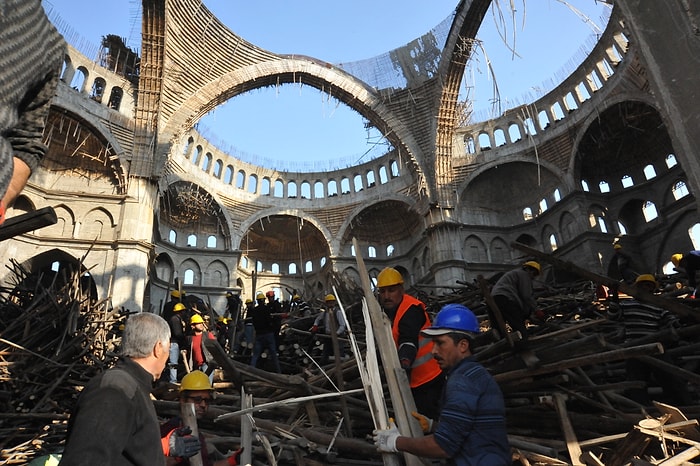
(250, 292), (281, 372)
(607, 243), (638, 285)
(239, 298), (256, 354)
(187, 314), (216, 383)
(161, 370), (243, 465)
(373, 304), (510, 465)
(671, 251), (700, 297)
(162, 289), (183, 320)
(289, 294), (312, 318)
(490, 260), (541, 343)
(310, 294), (347, 364)
(167, 302), (188, 383)
(376, 267), (444, 420)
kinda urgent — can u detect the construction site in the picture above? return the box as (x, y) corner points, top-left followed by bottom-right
(1, 0), (700, 464)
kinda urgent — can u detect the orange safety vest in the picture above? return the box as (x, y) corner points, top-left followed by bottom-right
(391, 294), (442, 388)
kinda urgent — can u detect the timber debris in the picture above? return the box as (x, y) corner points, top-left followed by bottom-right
(0, 260), (699, 465)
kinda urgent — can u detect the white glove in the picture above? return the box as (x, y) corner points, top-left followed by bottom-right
(373, 419), (400, 453)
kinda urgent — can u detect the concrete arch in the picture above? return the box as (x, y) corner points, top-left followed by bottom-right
(161, 60), (430, 196)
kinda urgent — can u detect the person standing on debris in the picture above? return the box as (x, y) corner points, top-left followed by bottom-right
(607, 274), (691, 406)
(250, 292), (281, 373)
(187, 314), (216, 383)
(671, 251), (700, 297)
(376, 267), (444, 420)
(607, 243), (638, 285)
(162, 290), (182, 320)
(161, 370), (243, 466)
(166, 302), (188, 383)
(490, 261), (541, 342)
(60, 313), (171, 466)
(0, 0), (66, 226)
(290, 294), (312, 318)
(373, 304), (511, 465)
(239, 298), (256, 353)
(223, 291), (241, 352)
(310, 294), (347, 365)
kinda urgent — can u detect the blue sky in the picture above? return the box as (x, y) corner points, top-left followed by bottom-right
(43, 1), (610, 171)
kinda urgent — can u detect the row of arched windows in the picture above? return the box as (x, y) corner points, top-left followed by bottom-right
(181, 137), (401, 199)
(465, 31), (628, 152)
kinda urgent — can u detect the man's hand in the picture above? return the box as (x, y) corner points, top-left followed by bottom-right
(168, 426), (201, 458)
(411, 410), (433, 433)
(310, 325), (318, 333)
(373, 419), (400, 453)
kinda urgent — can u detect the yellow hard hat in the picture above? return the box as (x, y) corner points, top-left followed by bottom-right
(671, 254), (684, 267)
(179, 370), (213, 392)
(523, 261), (541, 275)
(171, 290), (181, 298)
(613, 243), (622, 250)
(635, 274), (658, 288)
(377, 267), (404, 288)
(173, 303), (186, 312)
(190, 314), (205, 324)
(325, 294), (336, 302)
(256, 292), (265, 300)
(245, 298), (253, 304)
(293, 294), (301, 300)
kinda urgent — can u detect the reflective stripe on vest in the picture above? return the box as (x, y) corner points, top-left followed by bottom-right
(391, 294), (442, 388)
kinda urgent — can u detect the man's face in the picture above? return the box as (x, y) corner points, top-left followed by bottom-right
(182, 389), (212, 417)
(192, 321), (204, 334)
(430, 335), (466, 371)
(378, 284), (404, 312)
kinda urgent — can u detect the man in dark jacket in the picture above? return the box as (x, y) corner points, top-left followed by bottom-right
(249, 293), (281, 372)
(60, 313), (171, 465)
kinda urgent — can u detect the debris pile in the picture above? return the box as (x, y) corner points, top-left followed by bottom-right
(1, 260), (700, 465)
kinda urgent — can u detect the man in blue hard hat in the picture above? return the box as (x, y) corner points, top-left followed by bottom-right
(373, 303), (511, 466)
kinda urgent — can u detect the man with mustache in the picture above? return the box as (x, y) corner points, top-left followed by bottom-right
(373, 304), (511, 465)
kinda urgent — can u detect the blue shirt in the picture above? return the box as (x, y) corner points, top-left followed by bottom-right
(434, 356), (511, 465)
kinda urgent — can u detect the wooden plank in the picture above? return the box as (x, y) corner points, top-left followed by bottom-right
(352, 237), (427, 466)
(181, 402), (204, 466)
(0, 206), (57, 241)
(553, 393), (584, 466)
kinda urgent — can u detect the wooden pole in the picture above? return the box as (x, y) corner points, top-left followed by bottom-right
(181, 402), (203, 466)
(352, 237), (428, 466)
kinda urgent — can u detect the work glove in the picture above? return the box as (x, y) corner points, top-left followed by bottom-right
(168, 426), (201, 458)
(373, 419), (400, 453)
(411, 410), (433, 433)
(310, 325), (318, 333)
(226, 447), (244, 465)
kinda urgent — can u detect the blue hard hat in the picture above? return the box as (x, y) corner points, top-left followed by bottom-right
(421, 303), (480, 336)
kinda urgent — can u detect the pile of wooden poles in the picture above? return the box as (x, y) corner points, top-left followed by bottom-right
(1, 250), (700, 464)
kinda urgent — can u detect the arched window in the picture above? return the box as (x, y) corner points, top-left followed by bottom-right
(390, 160), (400, 178)
(341, 178), (351, 194)
(261, 177), (271, 195)
(549, 233), (558, 251)
(248, 174), (258, 194)
(581, 180), (590, 192)
(553, 188), (561, 202)
(538, 110), (550, 130)
(379, 166), (389, 184)
(305, 260), (313, 272)
(274, 180), (284, 197)
(539, 198), (548, 214)
(90, 77), (106, 102)
(169, 229), (176, 243)
(690, 223), (700, 249)
(465, 136), (476, 154)
(236, 170), (245, 189)
(320, 257), (327, 267)
(642, 201), (658, 222)
(192, 146), (202, 165)
(478, 132), (492, 150)
(183, 137), (194, 157)
(202, 153), (212, 172)
(224, 166), (234, 184)
(314, 181), (324, 198)
(353, 175), (363, 192)
(288, 181), (298, 198)
(621, 175), (634, 188)
(271, 263), (280, 274)
(300, 181), (311, 199)
(523, 207), (533, 221)
(599, 181), (610, 193)
(351, 244), (356, 257)
(187, 234), (197, 247)
(643, 164), (656, 180)
(387, 245), (395, 257)
(213, 160), (223, 178)
(184, 269), (195, 285)
(288, 263), (297, 274)
(366, 170), (376, 188)
(368, 246), (377, 258)
(256, 261), (262, 272)
(207, 235), (216, 248)
(240, 256), (248, 269)
(508, 124), (522, 143)
(666, 154), (678, 168)
(672, 180), (690, 200)
(328, 180), (338, 197)
(494, 128), (506, 146)
(107, 87), (123, 110)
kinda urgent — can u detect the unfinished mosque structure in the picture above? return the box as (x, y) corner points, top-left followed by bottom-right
(1, 0), (699, 314)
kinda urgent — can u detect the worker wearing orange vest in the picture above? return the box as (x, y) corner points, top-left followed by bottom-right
(377, 267), (444, 419)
